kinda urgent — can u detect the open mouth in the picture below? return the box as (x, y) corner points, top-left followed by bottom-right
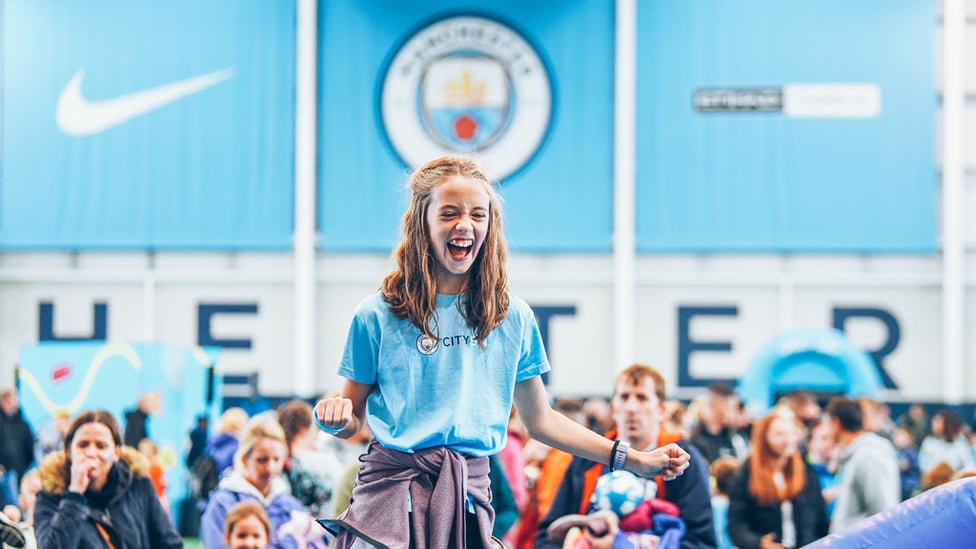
(447, 238), (473, 261)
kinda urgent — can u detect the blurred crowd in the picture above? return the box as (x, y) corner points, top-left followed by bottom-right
(0, 377), (975, 549)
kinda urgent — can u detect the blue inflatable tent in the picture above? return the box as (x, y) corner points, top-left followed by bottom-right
(739, 328), (883, 416)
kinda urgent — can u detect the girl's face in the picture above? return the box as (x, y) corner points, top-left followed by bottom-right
(808, 421), (836, 461)
(242, 438), (287, 495)
(425, 175), (490, 294)
(227, 515), (269, 549)
(765, 417), (800, 460)
(69, 422), (120, 485)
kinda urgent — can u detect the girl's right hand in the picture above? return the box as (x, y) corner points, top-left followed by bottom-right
(314, 396), (354, 434)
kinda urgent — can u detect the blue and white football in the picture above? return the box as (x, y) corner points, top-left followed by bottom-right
(589, 470), (656, 517)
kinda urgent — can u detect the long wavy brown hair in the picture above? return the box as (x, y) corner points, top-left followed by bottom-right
(748, 408), (807, 506)
(381, 156), (509, 346)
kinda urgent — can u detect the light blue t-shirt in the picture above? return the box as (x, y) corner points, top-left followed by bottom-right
(337, 291), (550, 457)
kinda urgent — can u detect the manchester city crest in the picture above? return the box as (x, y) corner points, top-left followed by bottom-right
(416, 333), (439, 355)
(380, 16), (552, 181)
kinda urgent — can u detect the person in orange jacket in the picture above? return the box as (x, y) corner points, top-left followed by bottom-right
(535, 364), (716, 549)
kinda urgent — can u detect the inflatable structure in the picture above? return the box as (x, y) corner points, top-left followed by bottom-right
(804, 477), (976, 548)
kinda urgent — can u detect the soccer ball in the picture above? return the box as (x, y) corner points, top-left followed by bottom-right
(589, 470), (656, 517)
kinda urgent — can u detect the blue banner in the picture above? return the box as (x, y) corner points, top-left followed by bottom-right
(18, 342), (221, 521)
(636, 0), (936, 252)
(319, 0), (614, 251)
(1, 1), (295, 249)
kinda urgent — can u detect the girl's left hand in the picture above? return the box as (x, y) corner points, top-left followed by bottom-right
(629, 443), (690, 480)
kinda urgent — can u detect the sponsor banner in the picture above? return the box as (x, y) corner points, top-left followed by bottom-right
(1, 1), (295, 249)
(637, 0), (936, 252)
(319, 1), (614, 251)
(693, 84), (882, 118)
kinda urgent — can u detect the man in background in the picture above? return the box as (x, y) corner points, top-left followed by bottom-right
(536, 364), (715, 549)
(0, 390), (33, 510)
(689, 382), (748, 465)
(826, 397), (900, 533)
(123, 391), (161, 448)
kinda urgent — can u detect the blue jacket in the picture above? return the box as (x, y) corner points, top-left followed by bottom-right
(35, 447), (182, 549)
(205, 432), (239, 475)
(201, 470), (327, 549)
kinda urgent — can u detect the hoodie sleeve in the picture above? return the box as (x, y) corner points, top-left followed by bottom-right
(489, 455), (519, 538)
(727, 462), (762, 549)
(667, 442), (717, 549)
(17, 417), (35, 473)
(802, 464), (830, 542)
(849, 446), (900, 517)
(34, 492), (89, 549)
(201, 489), (236, 549)
(917, 437), (937, 473)
(137, 476), (182, 549)
(534, 457), (590, 549)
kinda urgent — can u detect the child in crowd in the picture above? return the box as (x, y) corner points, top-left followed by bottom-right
(224, 500), (271, 549)
(920, 461), (956, 492)
(892, 428), (920, 500)
(2, 469), (40, 549)
(710, 456), (739, 549)
(314, 156), (690, 548)
(138, 438), (169, 512)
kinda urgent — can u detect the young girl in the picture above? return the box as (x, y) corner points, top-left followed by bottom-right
(315, 156), (690, 548)
(224, 501), (272, 549)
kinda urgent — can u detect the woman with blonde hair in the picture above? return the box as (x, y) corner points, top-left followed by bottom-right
(728, 408), (828, 549)
(200, 416), (326, 549)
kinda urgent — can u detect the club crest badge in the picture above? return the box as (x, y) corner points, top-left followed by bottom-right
(380, 15), (552, 181)
(416, 333), (439, 355)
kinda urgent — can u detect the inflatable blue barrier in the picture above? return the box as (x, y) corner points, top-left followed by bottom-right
(803, 477), (976, 548)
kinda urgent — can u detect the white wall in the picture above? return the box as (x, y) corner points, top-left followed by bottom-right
(0, 252), (971, 402)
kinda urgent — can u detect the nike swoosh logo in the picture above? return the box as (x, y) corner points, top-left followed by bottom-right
(56, 67), (234, 136)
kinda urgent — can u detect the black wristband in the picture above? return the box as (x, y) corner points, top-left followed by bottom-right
(609, 439), (621, 471)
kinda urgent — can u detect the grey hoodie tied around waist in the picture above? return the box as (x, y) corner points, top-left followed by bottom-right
(323, 441), (501, 549)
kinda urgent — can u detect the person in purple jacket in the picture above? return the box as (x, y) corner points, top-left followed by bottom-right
(201, 416), (327, 549)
